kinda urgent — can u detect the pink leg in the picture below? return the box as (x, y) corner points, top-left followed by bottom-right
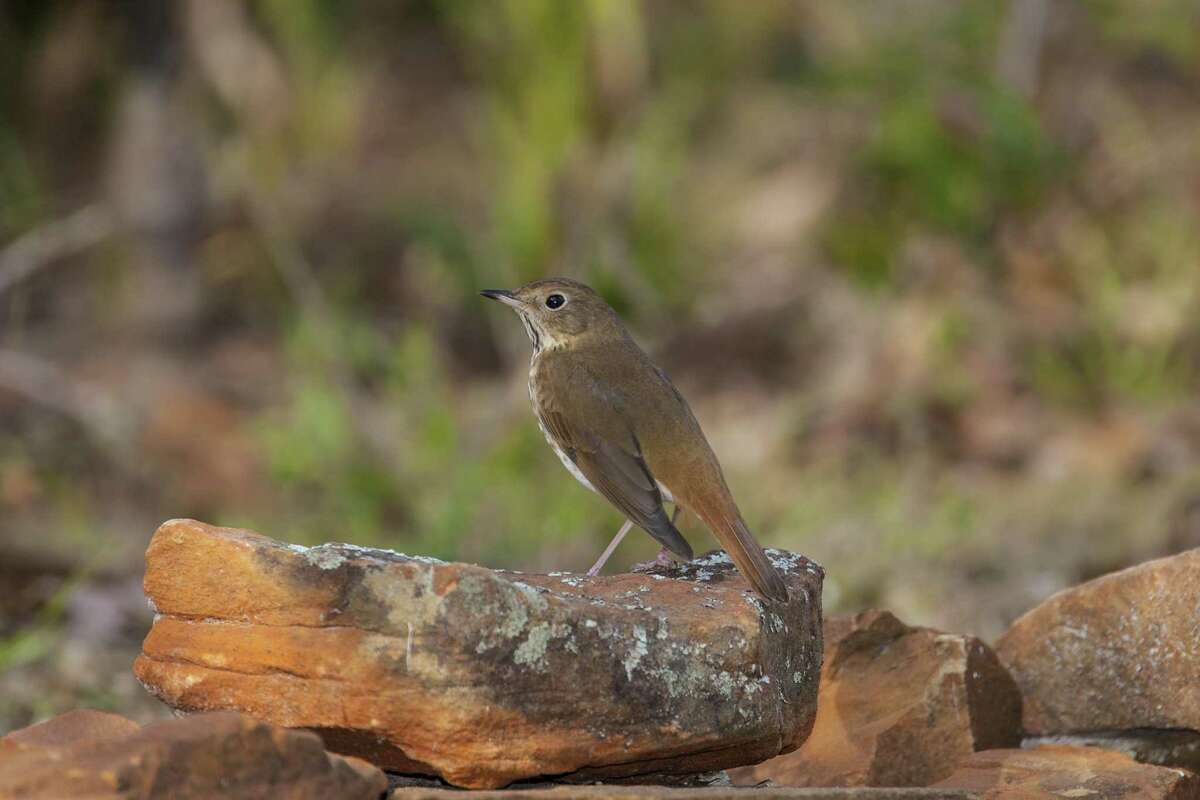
(586, 519), (634, 577)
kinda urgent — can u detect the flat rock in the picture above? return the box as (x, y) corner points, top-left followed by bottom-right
(389, 788), (974, 799)
(0, 710), (387, 799)
(133, 519), (824, 789)
(730, 611), (1020, 788)
(995, 549), (1200, 734)
(0, 709), (140, 751)
(934, 745), (1200, 799)
(1024, 731), (1200, 774)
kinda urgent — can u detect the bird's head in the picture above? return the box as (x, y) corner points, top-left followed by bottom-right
(481, 278), (623, 353)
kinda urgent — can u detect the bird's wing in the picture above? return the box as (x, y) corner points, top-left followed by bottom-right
(538, 404), (693, 561)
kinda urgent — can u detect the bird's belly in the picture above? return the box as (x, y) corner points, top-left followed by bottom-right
(536, 415), (597, 493)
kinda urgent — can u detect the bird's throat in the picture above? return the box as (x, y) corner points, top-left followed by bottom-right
(519, 313), (542, 354)
(518, 312), (574, 356)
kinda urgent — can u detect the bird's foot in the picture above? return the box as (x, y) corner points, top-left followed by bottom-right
(631, 547), (676, 574)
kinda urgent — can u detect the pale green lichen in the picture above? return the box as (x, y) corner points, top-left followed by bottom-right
(514, 622), (555, 667)
(643, 651), (718, 700)
(623, 625), (649, 680)
(306, 547), (347, 570)
(462, 574), (561, 657)
(361, 562), (440, 636)
(468, 575), (549, 647)
(498, 601), (529, 639)
(513, 621), (571, 670)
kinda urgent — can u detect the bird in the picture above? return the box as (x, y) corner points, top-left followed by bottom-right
(481, 277), (789, 602)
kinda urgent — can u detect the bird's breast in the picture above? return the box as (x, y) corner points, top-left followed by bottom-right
(536, 411), (597, 494)
(528, 358), (597, 494)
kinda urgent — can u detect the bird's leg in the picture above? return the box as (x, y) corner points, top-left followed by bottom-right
(632, 505), (685, 572)
(586, 519), (634, 577)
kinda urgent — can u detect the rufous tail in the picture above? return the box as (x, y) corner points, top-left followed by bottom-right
(692, 501), (789, 602)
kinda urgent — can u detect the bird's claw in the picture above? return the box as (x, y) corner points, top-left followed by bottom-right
(631, 547), (675, 574)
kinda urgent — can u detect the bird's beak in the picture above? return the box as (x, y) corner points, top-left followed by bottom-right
(480, 289), (522, 308)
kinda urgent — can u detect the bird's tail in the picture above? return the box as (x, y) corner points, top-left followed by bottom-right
(692, 501), (789, 603)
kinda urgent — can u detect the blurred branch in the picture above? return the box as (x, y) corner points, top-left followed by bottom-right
(0, 348), (135, 458)
(995, 0), (1049, 98)
(244, 192), (336, 329)
(184, 0), (291, 137)
(0, 205), (115, 297)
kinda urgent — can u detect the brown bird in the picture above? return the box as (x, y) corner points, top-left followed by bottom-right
(482, 278), (788, 602)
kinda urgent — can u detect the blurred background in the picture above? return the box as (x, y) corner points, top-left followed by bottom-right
(1, 0), (1198, 729)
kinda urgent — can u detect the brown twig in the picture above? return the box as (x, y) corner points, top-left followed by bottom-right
(0, 348), (134, 457)
(0, 205), (116, 297)
(243, 191), (337, 330)
(995, 0), (1050, 98)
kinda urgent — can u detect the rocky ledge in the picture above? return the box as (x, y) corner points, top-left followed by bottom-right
(730, 611), (1022, 788)
(933, 745), (1200, 799)
(132, 519), (825, 789)
(0, 709), (386, 799)
(996, 548), (1200, 736)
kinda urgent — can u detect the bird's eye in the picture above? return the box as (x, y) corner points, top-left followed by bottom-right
(545, 294), (566, 310)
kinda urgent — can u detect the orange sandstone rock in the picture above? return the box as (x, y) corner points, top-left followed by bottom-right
(935, 745), (1200, 799)
(730, 611), (1021, 788)
(390, 786), (976, 799)
(996, 549), (1200, 735)
(133, 519), (824, 789)
(0, 710), (386, 799)
(0, 709), (140, 752)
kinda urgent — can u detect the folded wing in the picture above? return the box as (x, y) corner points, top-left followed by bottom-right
(538, 408), (693, 560)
